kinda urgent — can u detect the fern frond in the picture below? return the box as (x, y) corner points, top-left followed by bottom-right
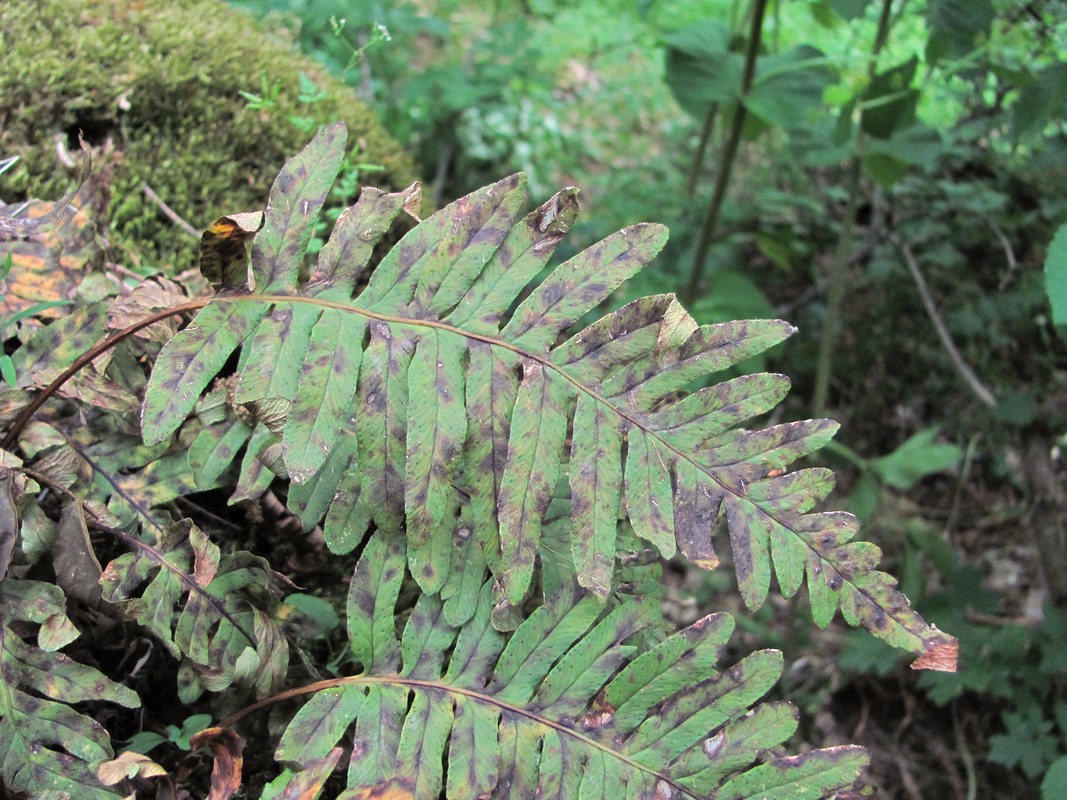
(0, 470), (139, 799)
(141, 124), (955, 666)
(99, 519), (289, 701)
(244, 533), (868, 800)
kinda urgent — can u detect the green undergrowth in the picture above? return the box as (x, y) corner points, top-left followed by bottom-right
(0, 124), (957, 798)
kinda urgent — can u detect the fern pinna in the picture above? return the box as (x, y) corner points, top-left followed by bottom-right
(144, 123), (953, 660)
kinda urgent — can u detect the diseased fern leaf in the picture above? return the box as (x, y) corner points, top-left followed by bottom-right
(141, 124), (956, 667)
(0, 470), (139, 798)
(259, 533), (868, 799)
(99, 519), (289, 702)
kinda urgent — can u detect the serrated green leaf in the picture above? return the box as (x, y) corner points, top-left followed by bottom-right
(346, 533), (404, 672)
(717, 745), (868, 800)
(189, 416), (252, 490)
(405, 331), (467, 550)
(601, 319), (796, 411)
(309, 184), (420, 291)
(502, 224), (669, 352)
(346, 685), (406, 788)
(460, 342), (519, 571)
(235, 303), (320, 405)
(137, 130), (953, 668)
(448, 186), (579, 334)
(277, 687), (363, 765)
(623, 426), (675, 558)
(355, 323), (413, 532)
(283, 310), (365, 482)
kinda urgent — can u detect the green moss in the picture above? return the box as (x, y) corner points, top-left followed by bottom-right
(0, 0), (418, 269)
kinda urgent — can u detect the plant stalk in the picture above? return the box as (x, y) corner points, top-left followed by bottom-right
(686, 105), (718, 197)
(684, 0), (769, 304)
(810, 0), (894, 415)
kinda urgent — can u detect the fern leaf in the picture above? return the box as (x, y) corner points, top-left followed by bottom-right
(141, 302), (266, 444)
(260, 533), (868, 799)
(99, 520), (288, 700)
(141, 124), (955, 665)
(569, 393), (623, 598)
(500, 223), (668, 352)
(0, 576), (138, 798)
(447, 185), (578, 333)
(251, 120), (347, 292)
(497, 360), (572, 603)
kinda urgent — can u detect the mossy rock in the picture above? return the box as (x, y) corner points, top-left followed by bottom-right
(0, 0), (418, 270)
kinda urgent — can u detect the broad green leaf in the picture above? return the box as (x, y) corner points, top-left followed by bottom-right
(869, 426), (961, 490)
(926, 0), (995, 64)
(235, 303), (321, 405)
(859, 57), (920, 139)
(664, 21), (743, 118)
(745, 46), (834, 132)
(188, 415), (252, 489)
(1045, 222), (1067, 326)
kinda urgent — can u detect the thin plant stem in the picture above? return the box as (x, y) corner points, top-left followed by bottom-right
(811, 0), (894, 415)
(684, 0), (770, 303)
(686, 105), (718, 197)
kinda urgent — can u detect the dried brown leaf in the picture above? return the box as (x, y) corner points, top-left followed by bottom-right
(191, 727), (245, 800)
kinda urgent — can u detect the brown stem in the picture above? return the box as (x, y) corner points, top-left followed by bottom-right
(1, 299), (209, 450)
(685, 105), (718, 197)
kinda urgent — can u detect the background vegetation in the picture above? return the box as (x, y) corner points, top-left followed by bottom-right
(225, 0), (1067, 797)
